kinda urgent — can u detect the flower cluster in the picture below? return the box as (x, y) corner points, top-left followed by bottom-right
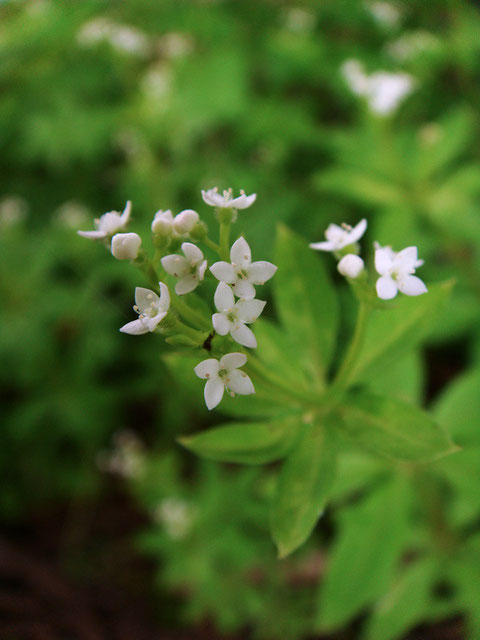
(310, 219), (427, 300)
(78, 187), (274, 411)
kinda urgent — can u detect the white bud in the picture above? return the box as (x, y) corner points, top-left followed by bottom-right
(173, 209), (199, 234)
(151, 209), (173, 235)
(111, 232), (142, 260)
(338, 254), (365, 278)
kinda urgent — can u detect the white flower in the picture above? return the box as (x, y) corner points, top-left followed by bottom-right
(173, 209), (199, 234)
(210, 237), (277, 300)
(201, 187), (256, 210)
(366, 1), (401, 27)
(194, 352), (254, 410)
(111, 232), (142, 260)
(120, 282), (170, 335)
(310, 219), (367, 252)
(375, 245), (427, 300)
(212, 282), (265, 348)
(151, 209), (174, 235)
(161, 243), (207, 295)
(338, 254), (365, 278)
(78, 201), (131, 239)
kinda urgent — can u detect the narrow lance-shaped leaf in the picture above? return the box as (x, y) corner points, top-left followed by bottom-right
(178, 415), (301, 465)
(334, 390), (457, 463)
(270, 423), (337, 558)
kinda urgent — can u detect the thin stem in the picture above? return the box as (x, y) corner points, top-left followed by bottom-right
(172, 295), (211, 331)
(331, 300), (371, 393)
(219, 221), (231, 261)
(203, 236), (220, 254)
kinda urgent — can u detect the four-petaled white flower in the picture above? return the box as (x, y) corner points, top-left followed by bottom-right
(161, 243), (207, 295)
(120, 282), (170, 335)
(310, 219), (367, 252)
(78, 201), (132, 239)
(194, 353), (254, 410)
(210, 237), (277, 300)
(201, 187), (256, 210)
(375, 244), (427, 300)
(212, 282), (265, 348)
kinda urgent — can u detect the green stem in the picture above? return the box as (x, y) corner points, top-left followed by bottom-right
(172, 295), (211, 331)
(331, 301), (371, 394)
(171, 319), (207, 343)
(219, 221), (231, 261)
(203, 236), (220, 255)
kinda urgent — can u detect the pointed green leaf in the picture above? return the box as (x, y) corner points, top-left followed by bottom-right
(317, 478), (411, 630)
(433, 366), (480, 445)
(273, 224), (338, 385)
(334, 390), (457, 463)
(178, 415), (301, 465)
(350, 281), (453, 384)
(270, 424), (337, 558)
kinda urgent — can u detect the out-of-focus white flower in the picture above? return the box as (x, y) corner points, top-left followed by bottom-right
(375, 244), (427, 299)
(201, 187), (256, 210)
(151, 209), (174, 235)
(55, 201), (89, 229)
(154, 498), (196, 539)
(161, 243), (207, 295)
(141, 66), (172, 101)
(341, 59), (415, 116)
(212, 282), (265, 348)
(338, 254), (365, 279)
(78, 201), (131, 240)
(366, 1), (401, 27)
(210, 237), (277, 300)
(157, 32), (194, 58)
(173, 209), (199, 234)
(120, 282), (170, 334)
(111, 232), (142, 260)
(77, 18), (149, 56)
(97, 430), (144, 478)
(283, 7), (317, 33)
(194, 352), (254, 410)
(386, 31), (439, 63)
(0, 196), (28, 227)
(310, 219), (367, 252)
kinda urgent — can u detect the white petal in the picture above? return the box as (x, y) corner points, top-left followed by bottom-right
(231, 193), (256, 209)
(147, 310), (167, 331)
(201, 189), (225, 208)
(175, 274), (198, 295)
(230, 323), (257, 348)
(158, 282), (170, 312)
(247, 261), (277, 285)
(120, 200), (132, 224)
(375, 247), (394, 276)
(198, 260), (207, 281)
(161, 254), (189, 277)
(77, 230), (107, 239)
(398, 275), (428, 296)
(214, 282), (235, 311)
(376, 276), (398, 300)
(204, 378), (225, 410)
(194, 358), (220, 379)
(220, 352), (247, 371)
(230, 236), (251, 268)
(309, 240), (336, 251)
(396, 246), (418, 272)
(225, 369), (255, 395)
(349, 218), (367, 244)
(232, 279), (256, 300)
(210, 261), (236, 283)
(135, 287), (159, 312)
(119, 319), (149, 335)
(236, 299), (266, 324)
(212, 312), (231, 335)
(181, 242), (203, 264)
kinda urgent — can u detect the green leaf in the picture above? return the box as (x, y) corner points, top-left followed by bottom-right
(317, 478), (411, 630)
(270, 424), (337, 558)
(178, 415), (301, 465)
(315, 168), (404, 208)
(273, 224), (338, 386)
(363, 558), (436, 640)
(365, 350), (423, 405)
(433, 366), (480, 445)
(349, 281), (453, 384)
(334, 390), (457, 463)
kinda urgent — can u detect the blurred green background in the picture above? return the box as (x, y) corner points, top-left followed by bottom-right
(2, 0), (480, 638)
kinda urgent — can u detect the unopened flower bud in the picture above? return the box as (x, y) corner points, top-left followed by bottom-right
(111, 232), (142, 260)
(338, 254), (365, 278)
(173, 209), (199, 234)
(152, 209), (173, 235)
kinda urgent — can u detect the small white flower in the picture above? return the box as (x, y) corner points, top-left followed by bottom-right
(194, 352), (254, 410)
(120, 282), (170, 335)
(173, 209), (199, 234)
(212, 282), (265, 348)
(210, 237), (277, 300)
(161, 243), (207, 295)
(201, 187), (256, 210)
(310, 219), (367, 252)
(151, 209), (174, 235)
(366, 1), (401, 27)
(111, 232), (142, 260)
(375, 244), (427, 300)
(78, 201), (131, 239)
(338, 254), (365, 279)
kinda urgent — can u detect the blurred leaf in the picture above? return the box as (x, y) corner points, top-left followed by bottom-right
(316, 168), (404, 208)
(433, 366), (480, 445)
